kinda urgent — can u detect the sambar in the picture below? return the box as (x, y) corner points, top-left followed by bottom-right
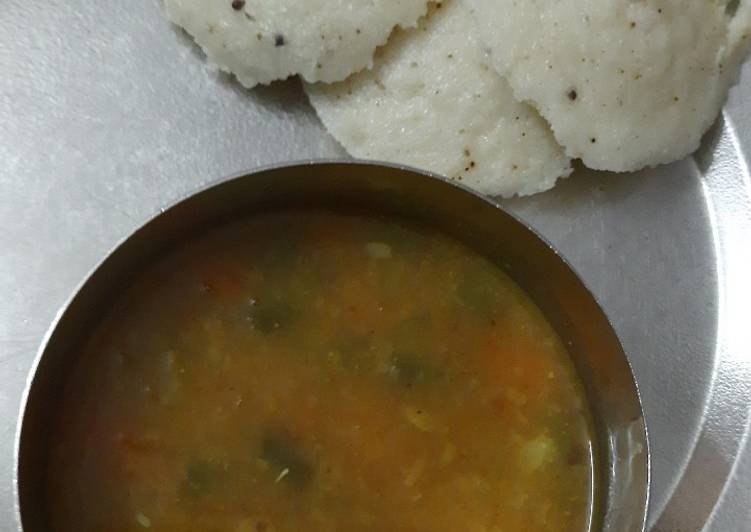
(48, 211), (595, 531)
(15, 162), (648, 532)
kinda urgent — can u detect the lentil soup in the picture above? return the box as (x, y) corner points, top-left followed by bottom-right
(48, 211), (596, 532)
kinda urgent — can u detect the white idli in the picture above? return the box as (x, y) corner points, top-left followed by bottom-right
(164, 0), (430, 87)
(469, 0), (751, 172)
(305, 0), (572, 197)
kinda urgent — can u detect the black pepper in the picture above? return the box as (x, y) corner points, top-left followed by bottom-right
(231, 0), (245, 10)
(274, 34), (286, 47)
(567, 89), (577, 101)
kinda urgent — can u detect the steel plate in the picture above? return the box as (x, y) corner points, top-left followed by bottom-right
(1, 0), (750, 530)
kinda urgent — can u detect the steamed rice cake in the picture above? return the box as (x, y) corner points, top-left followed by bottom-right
(469, 0), (751, 171)
(164, 0), (430, 87)
(305, 1), (572, 197)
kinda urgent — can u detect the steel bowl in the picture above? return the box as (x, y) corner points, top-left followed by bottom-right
(15, 161), (649, 531)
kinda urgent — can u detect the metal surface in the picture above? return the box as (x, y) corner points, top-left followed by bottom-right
(0, 0), (749, 529)
(14, 162), (649, 531)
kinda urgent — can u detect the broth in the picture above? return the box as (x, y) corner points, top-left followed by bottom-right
(48, 212), (595, 532)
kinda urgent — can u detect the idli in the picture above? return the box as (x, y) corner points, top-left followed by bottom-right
(469, 0), (751, 171)
(305, 0), (572, 197)
(164, 0), (430, 87)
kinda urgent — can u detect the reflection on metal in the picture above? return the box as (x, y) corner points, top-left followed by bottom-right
(651, 113), (751, 530)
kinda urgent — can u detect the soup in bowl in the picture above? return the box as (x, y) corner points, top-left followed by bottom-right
(16, 162), (648, 531)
